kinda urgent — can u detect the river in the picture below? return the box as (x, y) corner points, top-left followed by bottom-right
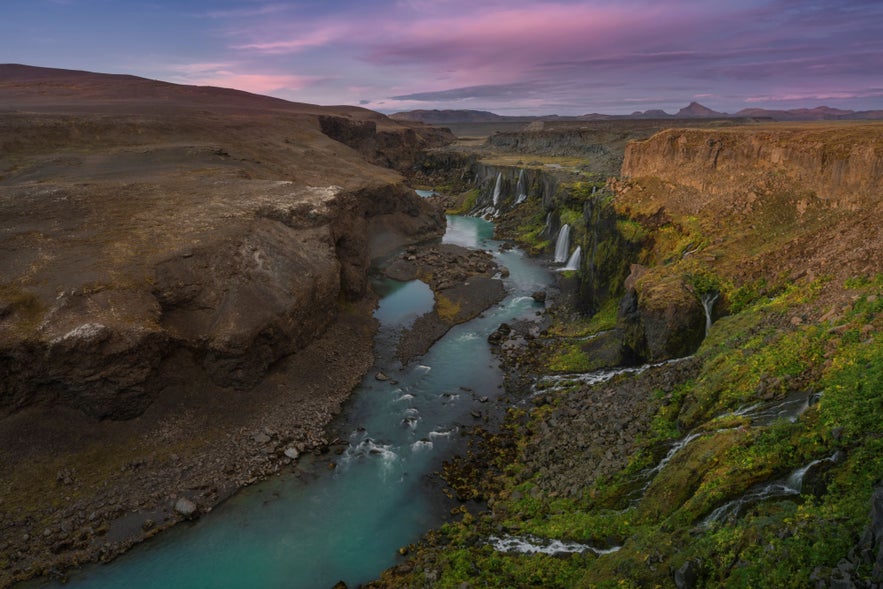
(39, 215), (554, 589)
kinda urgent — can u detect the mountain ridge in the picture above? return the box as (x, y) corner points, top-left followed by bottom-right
(391, 102), (883, 124)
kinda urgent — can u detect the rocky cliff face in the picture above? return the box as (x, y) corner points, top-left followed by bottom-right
(614, 123), (883, 362)
(622, 125), (883, 212)
(0, 66), (447, 420)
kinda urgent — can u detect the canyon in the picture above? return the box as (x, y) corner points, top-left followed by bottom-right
(2, 65), (882, 588)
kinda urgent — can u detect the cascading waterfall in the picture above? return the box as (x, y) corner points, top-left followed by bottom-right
(541, 212), (552, 238)
(700, 291), (719, 336)
(489, 534), (621, 556)
(514, 169), (527, 205)
(700, 453), (840, 528)
(559, 246), (581, 272)
(492, 172), (503, 208)
(554, 224), (571, 263)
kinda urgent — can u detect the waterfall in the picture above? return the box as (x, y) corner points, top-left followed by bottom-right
(514, 169), (527, 204)
(701, 292), (719, 336)
(541, 212), (552, 237)
(554, 224), (570, 263)
(558, 246), (581, 272)
(701, 454), (839, 528)
(490, 534), (621, 556)
(492, 172), (502, 207)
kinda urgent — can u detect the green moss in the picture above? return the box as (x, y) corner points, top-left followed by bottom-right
(446, 188), (479, 215)
(547, 342), (600, 373)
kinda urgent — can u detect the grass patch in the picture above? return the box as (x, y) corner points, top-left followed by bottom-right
(446, 188), (479, 215)
(436, 293), (461, 322)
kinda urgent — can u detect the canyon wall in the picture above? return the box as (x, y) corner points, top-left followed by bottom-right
(0, 66), (448, 421)
(622, 125), (883, 213)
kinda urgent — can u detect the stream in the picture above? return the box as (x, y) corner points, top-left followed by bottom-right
(43, 215), (553, 589)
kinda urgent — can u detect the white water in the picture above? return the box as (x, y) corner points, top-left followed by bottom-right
(701, 454), (838, 528)
(514, 169), (527, 204)
(643, 432), (703, 480)
(700, 292), (719, 336)
(725, 390), (820, 426)
(39, 215), (555, 589)
(492, 172), (503, 207)
(489, 534), (621, 556)
(535, 357), (692, 395)
(554, 224), (571, 263)
(558, 245), (581, 272)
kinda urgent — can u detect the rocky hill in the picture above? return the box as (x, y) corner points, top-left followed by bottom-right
(0, 65), (452, 585)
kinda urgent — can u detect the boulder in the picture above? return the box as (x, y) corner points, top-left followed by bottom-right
(618, 267), (704, 362)
(174, 497), (198, 519)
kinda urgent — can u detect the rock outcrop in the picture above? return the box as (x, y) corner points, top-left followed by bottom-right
(0, 65), (447, 421)
(622, 125), (883, 213)
(618, 266), (705, 362)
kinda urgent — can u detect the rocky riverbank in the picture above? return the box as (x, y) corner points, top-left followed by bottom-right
(384, 244), (506, 363)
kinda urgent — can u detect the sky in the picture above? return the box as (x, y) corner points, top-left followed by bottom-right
(2, 0), (882, 116)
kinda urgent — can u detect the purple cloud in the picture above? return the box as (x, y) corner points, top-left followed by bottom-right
(2, 0), (881, 114)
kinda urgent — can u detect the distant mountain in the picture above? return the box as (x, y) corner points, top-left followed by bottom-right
(732, 105), (883, 121)
(737, 106), (857, 121)
(391, 102), (883, 125)
(390, 109), (510, 123)
(675, 101), (725, 118)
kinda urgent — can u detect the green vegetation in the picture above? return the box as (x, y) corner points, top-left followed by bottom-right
(378, 156), (883, 588)
(446, 188), (479, 215)
(436, 293), (462, 322)
(377, 273), (883, 588)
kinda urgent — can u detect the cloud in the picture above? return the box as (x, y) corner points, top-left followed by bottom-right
(390, 82), (541, 102)
(745, 88), (883, 103)
(231, 25), (344, 54)
(167, 64), (321, 94)
(201, 3), (288, 20)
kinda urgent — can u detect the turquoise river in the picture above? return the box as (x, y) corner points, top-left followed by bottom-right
(36, 215), (555, 589)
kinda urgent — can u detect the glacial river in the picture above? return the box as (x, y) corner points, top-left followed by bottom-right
(41, 215), (554, 589)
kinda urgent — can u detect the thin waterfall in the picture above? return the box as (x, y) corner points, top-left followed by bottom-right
(701, 454), (839, 528)
(559, 246), (581, 272)
(514, 169), (527, 204)
(492, 172), (502, 207)
(554, 224), (570, 263)
(701, 292), (719, 336)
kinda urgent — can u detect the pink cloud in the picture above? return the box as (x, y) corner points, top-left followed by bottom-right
(175, 71), (320, 94)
